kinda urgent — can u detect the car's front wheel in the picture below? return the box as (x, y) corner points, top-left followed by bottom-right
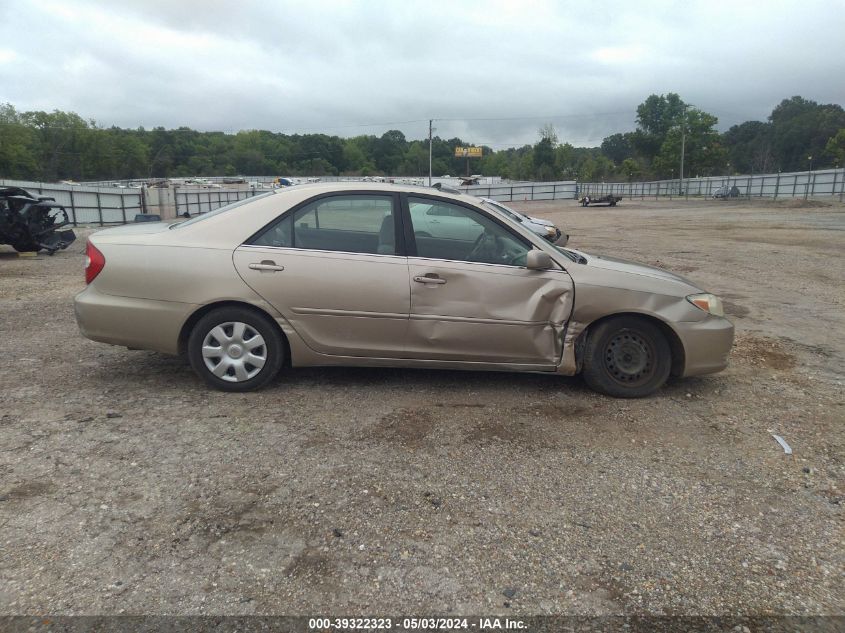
(581, 316), (672, 398)
(188, 307), (284, 391)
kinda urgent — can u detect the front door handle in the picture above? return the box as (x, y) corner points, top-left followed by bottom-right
(249, 260), (285, 272)
(414, 274), (446, 285)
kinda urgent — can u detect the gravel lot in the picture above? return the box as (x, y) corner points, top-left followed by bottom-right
(1, 197), (843, 616)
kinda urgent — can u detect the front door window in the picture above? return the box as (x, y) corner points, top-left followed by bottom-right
(407, 197), (529, 266)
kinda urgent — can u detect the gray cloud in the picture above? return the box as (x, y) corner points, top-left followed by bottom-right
(1, 0), (843, 147)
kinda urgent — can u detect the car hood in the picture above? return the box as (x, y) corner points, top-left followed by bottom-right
(527, 216), (555, 227)
(566, 248), (701, 288)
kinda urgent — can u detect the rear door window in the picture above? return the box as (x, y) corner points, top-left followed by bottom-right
(251, 195), (398, 255)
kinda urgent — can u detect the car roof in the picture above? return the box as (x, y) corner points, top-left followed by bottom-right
(280, 180), (473, 203)
(167, 181), (488, 248)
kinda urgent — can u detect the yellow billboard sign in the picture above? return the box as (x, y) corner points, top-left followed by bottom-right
(454, 146), (483, 158)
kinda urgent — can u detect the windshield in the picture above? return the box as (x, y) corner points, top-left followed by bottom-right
(171, 191), (274, 229)
(482, 200), (523, 223)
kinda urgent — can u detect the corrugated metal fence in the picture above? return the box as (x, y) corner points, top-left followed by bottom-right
(173, 187), (262, 216)
(4, 168), (844, 226)
(0, 179), (145, 224)
(580, 168), (845, 200)
(464, 181), (577, 201)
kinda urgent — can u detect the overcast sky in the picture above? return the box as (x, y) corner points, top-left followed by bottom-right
(1, 0), (843, 147)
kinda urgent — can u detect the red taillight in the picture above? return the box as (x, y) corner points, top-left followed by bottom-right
(85, 241), (105, 284)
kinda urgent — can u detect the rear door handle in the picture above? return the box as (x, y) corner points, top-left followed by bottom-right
(249, 260), (285, 272)
(414, 275), (446, 285)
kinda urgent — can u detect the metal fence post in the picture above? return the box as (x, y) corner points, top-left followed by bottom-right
(96, 191), (103, 226)
(775, 171), (780, 199)
(69, 189), (77, 226)
(120, 192), (126, 223)
(841, 168), (845, 202)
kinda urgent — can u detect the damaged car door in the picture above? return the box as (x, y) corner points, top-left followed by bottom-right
(404, 196), (573, 366)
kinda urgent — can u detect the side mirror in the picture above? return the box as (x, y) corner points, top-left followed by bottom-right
(526, 250), (552, 270)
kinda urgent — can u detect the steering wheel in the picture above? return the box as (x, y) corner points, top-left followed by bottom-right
(466, 230), (494, 262)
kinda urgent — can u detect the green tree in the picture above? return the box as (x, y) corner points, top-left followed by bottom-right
(533, 137), (556, 180)
(722, 120), (774, 174)
(374, 130), (406, 174)
(653, 109), (727, 178)
(631, 93), (688, 171)
(0, 104), (39, 179)
(600, 132), (634, 164)
(538, 123), (559, 146)
(768, 96), (845, 170)
(620, 158), (641, 181)
(824, 128), (845, 165)
(637, 93), (686, 138)
(401, 141), (428, 176)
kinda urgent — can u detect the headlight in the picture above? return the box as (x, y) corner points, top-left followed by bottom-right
(686, 293), (725, 317)
(544, 226), (557, 236)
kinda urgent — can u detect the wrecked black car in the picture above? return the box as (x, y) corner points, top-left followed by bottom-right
(0, 187), (76, 254)
(713, 185), (741, 198)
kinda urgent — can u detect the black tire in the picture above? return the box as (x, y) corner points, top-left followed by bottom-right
(581, 316), (672, 398)
(188, 306), (284, 392)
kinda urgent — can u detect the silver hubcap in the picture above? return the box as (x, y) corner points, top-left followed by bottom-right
(201, 321), (267, 383)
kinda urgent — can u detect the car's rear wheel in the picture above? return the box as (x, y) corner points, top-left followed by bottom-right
(188, 307), (284, 392)
(582, 316), (672, 398)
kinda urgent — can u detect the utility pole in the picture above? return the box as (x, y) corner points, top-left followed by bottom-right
(679, 106), (688, 196)
(428, 119), (433, 186)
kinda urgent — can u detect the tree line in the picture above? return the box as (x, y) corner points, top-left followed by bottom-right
(1, 95), (843, 183)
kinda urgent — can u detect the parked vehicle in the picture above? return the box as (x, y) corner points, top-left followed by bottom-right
(75, 183), (733, 398)
(580, 195), (621, 207)
(0, 187), (76, 254)
(481, 198), (567, 244)
(713, 185), (740, 198)
(134, 214), (162, 223)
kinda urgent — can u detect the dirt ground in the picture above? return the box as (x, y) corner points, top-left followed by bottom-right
(0, 197), (843, 617)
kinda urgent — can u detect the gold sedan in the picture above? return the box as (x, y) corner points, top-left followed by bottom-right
(74, 183), (733, 397)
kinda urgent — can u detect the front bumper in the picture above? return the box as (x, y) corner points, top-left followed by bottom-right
(673, 316), (735, 377)
(74, 285), (195, 355)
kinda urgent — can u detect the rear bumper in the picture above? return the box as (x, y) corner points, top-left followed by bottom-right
(674, 316), (735, 377)
(74, 285), (195, 355)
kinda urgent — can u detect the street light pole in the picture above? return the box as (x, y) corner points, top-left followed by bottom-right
(806, 155), (813, 199)
(679, 105), (690, 196)
(428, 119), (433, 187)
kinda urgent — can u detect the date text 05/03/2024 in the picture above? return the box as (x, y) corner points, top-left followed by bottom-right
(307, 617), (527, 630)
